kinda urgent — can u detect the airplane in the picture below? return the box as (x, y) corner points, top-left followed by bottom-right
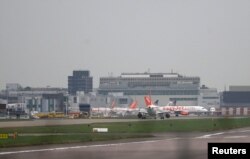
(137, 96), (208, 119)
(110, 100), (139, 117)
(91, 100), (139, 117)
(137, 96), (171, 119)
(91, 105), (112, 117)
(91, 107), (111, 115)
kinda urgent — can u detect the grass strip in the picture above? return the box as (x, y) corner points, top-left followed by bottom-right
(0, 133), (152, 148)
(1, 117), (250, 134)
(1, 117), (250, 148)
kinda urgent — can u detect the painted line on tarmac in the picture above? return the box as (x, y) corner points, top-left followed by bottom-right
(196, 132), (225, 139)
(0, 137), (180, 155)
(195, 129), (250, 139)
(224, 136), (247, 139)
(227, 129), (250, 134)
(239, 130), (250, 133)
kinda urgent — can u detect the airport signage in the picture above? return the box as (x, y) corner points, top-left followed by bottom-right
(208, 143), (250, 159)
(92, 128), (108, 133)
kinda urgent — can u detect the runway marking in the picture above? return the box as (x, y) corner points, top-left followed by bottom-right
(224, 136), (247, 139)
(196, 132), (225, 138)
(239, 130), (250, 133)
(0, 137), (180, 155)
(195, 128), (250, 139)
(227, 129), (250, 133)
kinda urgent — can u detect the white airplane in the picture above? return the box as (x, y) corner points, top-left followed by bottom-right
(91, 100), (139, 117)
(137, 96), (171, 119)
(138, 96), (208, 119)
(91, 107), (111, 116)
(91, 100), (114, 117)
(110, 100), (139, 116)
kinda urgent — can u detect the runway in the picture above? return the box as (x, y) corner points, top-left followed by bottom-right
(1, 127), (250, 159)
(0, 118), (143, 128)
(0, 116), (231, 128)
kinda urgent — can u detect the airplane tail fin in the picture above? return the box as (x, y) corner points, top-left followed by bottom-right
(144, 96), (152, 107)
(154, 100), (159, 105)
(129, 100), (138, 109)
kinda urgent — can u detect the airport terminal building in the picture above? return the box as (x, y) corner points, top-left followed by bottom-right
(98, 72), (201, 106)
(68, 70), (93, 95)
(220, 86), (250, 116)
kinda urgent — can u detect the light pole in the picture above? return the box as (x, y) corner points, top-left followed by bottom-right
(65, 93), (69, 116)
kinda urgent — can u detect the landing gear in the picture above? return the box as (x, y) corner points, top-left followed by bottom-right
(137, 112), (146, 119)
(165, 113), (170, 118)
(137, 112), (142, 119)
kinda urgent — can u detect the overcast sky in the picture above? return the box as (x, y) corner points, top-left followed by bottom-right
(1, 0), (250, 91)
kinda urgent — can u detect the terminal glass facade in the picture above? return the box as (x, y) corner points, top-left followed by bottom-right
(68, 70), (93, 95)
(98, 73), (200, 96)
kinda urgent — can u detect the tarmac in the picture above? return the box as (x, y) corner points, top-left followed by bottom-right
(0, 127), (250, 159)
(0, 116), (230, 128)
